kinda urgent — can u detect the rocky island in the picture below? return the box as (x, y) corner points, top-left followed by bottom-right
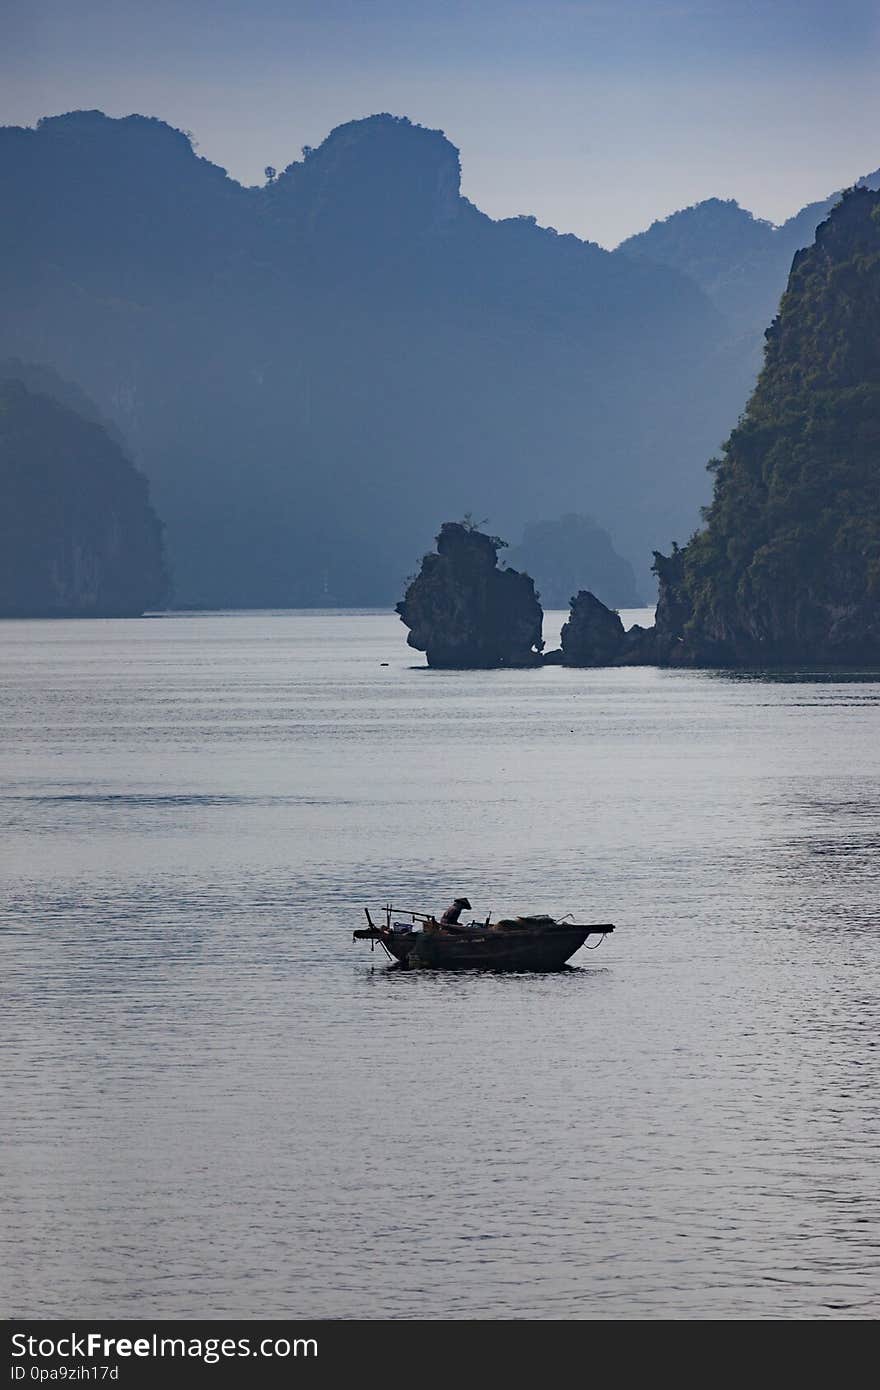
(396, 521), (543, 667)
(0, 376), (169, 617)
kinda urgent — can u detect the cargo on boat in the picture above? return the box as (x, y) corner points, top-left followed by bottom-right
(353, 906), (614, 971)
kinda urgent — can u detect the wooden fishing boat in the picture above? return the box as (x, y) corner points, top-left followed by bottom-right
(353, 907), (614, 971)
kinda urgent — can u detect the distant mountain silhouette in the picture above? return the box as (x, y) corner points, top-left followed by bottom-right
(0, 358), (125, 444)
(505, 514), (642, 608)
(0, 376), (168, 616)
(0, 108), (875, 606)
(617, 168), (880, 344)
(0, 110), (744, 605)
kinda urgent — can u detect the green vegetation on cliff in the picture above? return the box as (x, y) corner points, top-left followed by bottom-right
(0, 379), (168, 617)
(658, 187), (880, 664)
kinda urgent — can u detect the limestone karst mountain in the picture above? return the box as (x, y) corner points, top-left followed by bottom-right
(564, 189), (880, 666)
(659, 187), (880, 665)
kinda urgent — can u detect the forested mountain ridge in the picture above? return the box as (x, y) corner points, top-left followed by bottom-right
(0, 377), (168, 617)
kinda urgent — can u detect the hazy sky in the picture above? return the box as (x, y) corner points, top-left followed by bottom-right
(5, 0), (880, 246)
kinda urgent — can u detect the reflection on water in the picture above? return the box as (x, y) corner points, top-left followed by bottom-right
(722, 668), (880, 685)
(2, 610), (879, 1320)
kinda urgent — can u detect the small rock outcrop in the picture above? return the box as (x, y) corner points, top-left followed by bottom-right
(396, 521), (543, 667)
(556, 589), (661, 666)
(0, 378), (169, 617)
(560, 591), (627, 666)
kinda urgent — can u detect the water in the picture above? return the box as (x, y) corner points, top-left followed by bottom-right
(2, 609), (879, 1320)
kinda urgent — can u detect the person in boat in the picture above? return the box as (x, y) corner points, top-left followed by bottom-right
(439, 896), (472, 926)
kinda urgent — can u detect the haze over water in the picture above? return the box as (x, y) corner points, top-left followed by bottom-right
(3, 610), (879, 1319)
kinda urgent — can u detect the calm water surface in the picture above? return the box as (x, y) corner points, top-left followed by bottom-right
(2, 610), (879, 1319)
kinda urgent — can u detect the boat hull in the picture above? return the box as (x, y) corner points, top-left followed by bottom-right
(354, 919), (613, 970)
(400, 926), (593, 971)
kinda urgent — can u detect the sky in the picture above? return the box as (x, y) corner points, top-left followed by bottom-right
(5, 0), (880, 247)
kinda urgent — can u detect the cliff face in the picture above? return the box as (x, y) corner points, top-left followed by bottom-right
(397, 522), (543, 667)
(662, 187), (880, 665)
(563, 189), (880, 667)
(0, 379), (168, 617)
